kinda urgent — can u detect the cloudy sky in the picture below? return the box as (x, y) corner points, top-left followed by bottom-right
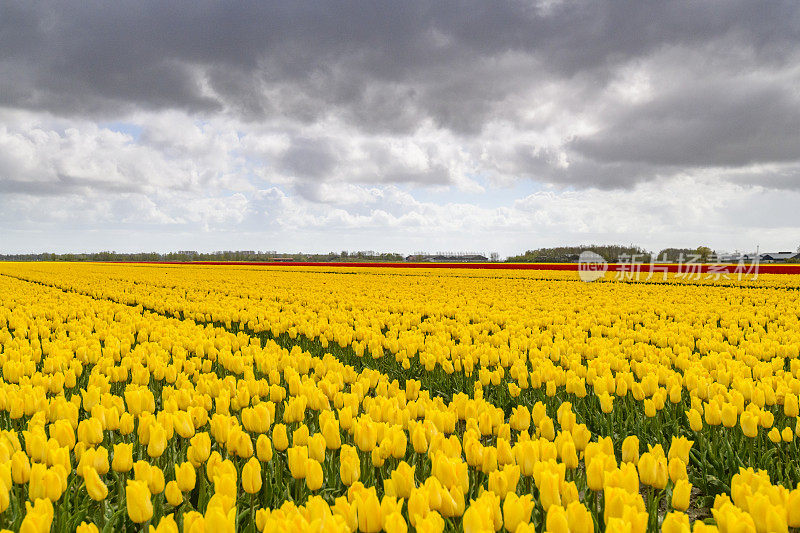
(2, 1), (799, 256)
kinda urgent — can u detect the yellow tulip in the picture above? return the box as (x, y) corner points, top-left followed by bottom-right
(147, 423), (168, 458)
(76, 522), (99, 533)
(165, 480), (183, 507)
(788, 488), (800, 528)
(388, 461), (416, 499)
(151, 514), (180, 533)
(175, 462), (196, 492)
(126, 479), (154, 524)
(566, 501), (593, 533)
(621, 436), (639, 465)
(242, 457), (262, 494)
(672, 479), (691, 511)
(305, 458), (323, 491)
(668, 458), (687, 483)
(272, 424), (289, 451)
(112, 443), (133, 473)
(667, 436), (693, 465)
(687, 410), (703, 432)
(785, 393), (799, 417)
(740, 411), (758, 438)
(356, 491), (382, 533)
(503, 492), (534, 532)
(11, 451), (31, 484)
(83, 466), (108, 501)
(587, 457), (606, 492)
(561, 440), (578, 470)
(599, 393), (613, 414)
(539, 469), (561, 511)
(662, 512), (690, 533)
(188, 433), (211, 466)
(0, 481), (8, 514)
(322, 419), (342, 450)
(721, 404), (737, 428)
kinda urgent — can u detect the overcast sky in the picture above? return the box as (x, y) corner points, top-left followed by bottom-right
(2, 1), (799, 256)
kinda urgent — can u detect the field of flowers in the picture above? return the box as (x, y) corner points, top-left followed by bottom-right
(0, 262), (798, 533)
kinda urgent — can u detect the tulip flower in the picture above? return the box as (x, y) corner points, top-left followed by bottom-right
(538, 468), (561, 511)
(672, 479), (691, 511)
(242, 457), (262, 494)
(272, 424), (289, 451)
(175, 462), (196, 492)
(11, 451), (31, 484)
(667, 436), (693, 465)
(126, 479), (154, 524)
(165, 480), (183, 507)
(84, 466), (108, 501)
(503, 492), (534, 532)
(0, 481), (9, 514)
(662, 512), (690, 533)
(306, 458), (323, 491)
(147, 423), (168, 458)
(566, 501), (593, 533)
(545, 505), (569, 533)
(621, 436), (640, 465)
(356, 490), (382, 533)
(112, 443), (133, 473)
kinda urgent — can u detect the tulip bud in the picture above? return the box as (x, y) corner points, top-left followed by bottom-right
(721, 404), (737, 428)
(503, 493), (535, 532)
(306, 458), (324, 491)
(242, 457), (262, 494)
(272, 424), (289, 451)
(672, 479), (691, 511)
(84, 466), (108, 501)
(686, 409), (703, 432)
(112, 443), (133, 473)
(561, 441), (578, 470)
(662, 511), (690, 533)
(566, 501), (593, 533)
(356, 491), (382, 533)
(11, 451), (31, 484)
(668, 458), (687, 483)
(621, 436), (639, 465)
(174, 462), (196, 492)
(599, 393), (613, 414)
(587, 457), (605, 492)
(788, 488), (800, 528)
(256, 434), (273, 463)
(539, 469), (561, 511)
(165, 481), (183, 507)
(126, 479), (154, 524)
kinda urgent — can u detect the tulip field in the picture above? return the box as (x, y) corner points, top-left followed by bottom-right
(1, 262), (799, 533)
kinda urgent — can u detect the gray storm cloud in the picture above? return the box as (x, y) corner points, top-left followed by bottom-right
(2, 1), (800, 186)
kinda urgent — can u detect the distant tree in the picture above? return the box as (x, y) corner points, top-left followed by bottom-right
(507, 245), (650, 263)
(696, 246), (713, 262)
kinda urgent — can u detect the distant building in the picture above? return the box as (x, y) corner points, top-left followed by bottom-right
(405, 254), (488, 262)
(759, 252), (800, 263)
(716, 252), (758, 263)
